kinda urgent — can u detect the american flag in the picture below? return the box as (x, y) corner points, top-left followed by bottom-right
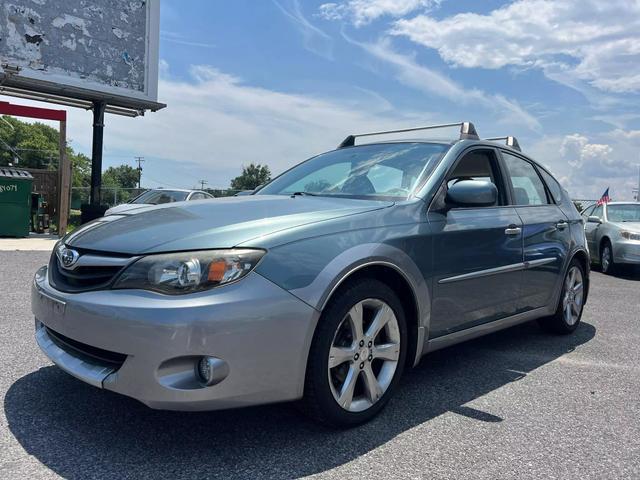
(596, 188), (611, 206)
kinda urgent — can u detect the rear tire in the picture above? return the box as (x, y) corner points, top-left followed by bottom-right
(600, 240), (615, 275)
(538, 258), (586, 334)
(302, 279), (407, 427)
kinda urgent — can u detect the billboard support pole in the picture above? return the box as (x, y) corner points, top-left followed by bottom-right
(89, 100), (106, 206)
(57, 120), (70, 236)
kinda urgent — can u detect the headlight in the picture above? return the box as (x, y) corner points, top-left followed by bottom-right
(620, 231), (640, 241)
(113, 249), (265, 294)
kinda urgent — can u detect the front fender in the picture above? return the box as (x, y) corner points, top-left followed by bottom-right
(254, 229), (432, 365)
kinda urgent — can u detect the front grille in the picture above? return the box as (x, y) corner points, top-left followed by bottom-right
(49, 247), (133, 293)
(45, 326), (127, 369)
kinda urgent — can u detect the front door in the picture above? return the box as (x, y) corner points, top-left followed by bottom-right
(428, 148), (524, 338)
(500, 151), (571, 311)
(583, 204), (603, 255)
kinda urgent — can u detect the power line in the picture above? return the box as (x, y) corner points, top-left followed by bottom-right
(199, 179), (208, 190)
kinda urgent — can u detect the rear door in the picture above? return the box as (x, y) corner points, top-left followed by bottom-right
(428, 148), (524, 337)
(500, 151), (571, 312)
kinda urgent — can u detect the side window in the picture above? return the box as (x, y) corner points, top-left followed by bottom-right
(189, 193), (203, 200)
(539, 169), (563, 204)
(446, 150), (505, 207)
(581, 205), (595, 218)
(502, 152), (550, 206)
(592, 205), (603, 219)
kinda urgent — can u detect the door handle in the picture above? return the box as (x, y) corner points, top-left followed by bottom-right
(505, 225), (522, 235)
(556, 220), (569, 230)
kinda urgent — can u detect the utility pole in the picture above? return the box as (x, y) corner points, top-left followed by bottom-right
(635, 164), (640, 201)
(199, 179), (208, 190)
(134, 156), (145, 189)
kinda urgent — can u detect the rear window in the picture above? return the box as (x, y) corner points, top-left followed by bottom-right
(502, 152), (550, 206)
(539, 169), (563, 204)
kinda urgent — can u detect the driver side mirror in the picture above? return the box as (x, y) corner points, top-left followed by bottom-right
(587, 215), (602, 224)
(446, 180), (498, 208)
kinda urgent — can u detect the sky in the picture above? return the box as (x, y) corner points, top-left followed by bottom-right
(13, 0), (640, 199)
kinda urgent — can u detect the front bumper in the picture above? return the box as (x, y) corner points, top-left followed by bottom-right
(613, 239), (640, 265)
(32, 266), (319, 411)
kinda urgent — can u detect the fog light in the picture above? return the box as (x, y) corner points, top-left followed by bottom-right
(196, 356), (229, 386)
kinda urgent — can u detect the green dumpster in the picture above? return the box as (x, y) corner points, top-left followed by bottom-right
(0, 168), (34, 237)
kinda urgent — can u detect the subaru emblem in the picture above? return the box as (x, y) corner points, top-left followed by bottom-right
(57, 246), (80, 269)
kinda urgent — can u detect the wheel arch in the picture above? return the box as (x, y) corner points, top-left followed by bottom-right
(599, 235), (612, 252)
(318, 261), (423, 370)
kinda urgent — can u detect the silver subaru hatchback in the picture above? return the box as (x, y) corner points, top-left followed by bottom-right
(32, 122), (590, 426)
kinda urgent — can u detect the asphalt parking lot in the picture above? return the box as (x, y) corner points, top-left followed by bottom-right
(1, 250), (638, 480)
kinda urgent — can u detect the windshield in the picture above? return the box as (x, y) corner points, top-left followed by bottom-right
(131, 190), (189, 205)
(607, 204), (640, 222)
(257, 142), (449, 200)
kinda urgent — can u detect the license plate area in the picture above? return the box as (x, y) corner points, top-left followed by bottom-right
(36, 288), (66, 318)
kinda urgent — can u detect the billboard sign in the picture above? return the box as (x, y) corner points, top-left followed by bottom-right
(0, 0), (163, 113)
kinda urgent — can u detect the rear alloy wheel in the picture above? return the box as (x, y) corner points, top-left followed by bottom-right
(302, 279), (407, 427)
(538, 258), (585, 334)
(600, 241), (615, 274)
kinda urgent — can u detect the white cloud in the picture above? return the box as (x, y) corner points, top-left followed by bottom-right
(528, 131), (638, 200)
(391, 0), (640, 95)
(9, 64), (436, 188)
(272, 0), (334, 60)
(344, 36), (541, 131)
(318, 0), (440, 26)
(560, 134), (612, 168)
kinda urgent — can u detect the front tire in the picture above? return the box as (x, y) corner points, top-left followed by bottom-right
(302, 279), (407, 427)
(538, 258), (586, 334)
(600, 240), (615, 274)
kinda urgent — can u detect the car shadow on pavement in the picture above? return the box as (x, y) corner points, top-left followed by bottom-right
(5, 321), (595, 480)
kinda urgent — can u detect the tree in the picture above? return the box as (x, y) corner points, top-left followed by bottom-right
(230, 163), (271, 190)
(102, 165), (140, 189)
(0, 115), (59, 169)
(70, 152), (91, 188)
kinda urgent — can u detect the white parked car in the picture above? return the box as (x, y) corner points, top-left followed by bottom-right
(105, 189), (213, 215)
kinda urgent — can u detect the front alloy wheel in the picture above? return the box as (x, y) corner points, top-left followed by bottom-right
(600, 242), (615, 274)
(302, 279), (407, 427)
(328, 298), (401, 412)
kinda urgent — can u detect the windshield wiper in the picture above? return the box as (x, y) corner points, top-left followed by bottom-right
(290, 191), (318, 197)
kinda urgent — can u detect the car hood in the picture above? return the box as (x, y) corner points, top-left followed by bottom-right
(65, 195), (393, 254)
(610, 221), (640, 231)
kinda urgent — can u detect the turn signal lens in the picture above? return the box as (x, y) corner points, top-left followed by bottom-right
(207, 260), (227, 282)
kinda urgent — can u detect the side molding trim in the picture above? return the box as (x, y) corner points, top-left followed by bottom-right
(438, 257), (556, 284)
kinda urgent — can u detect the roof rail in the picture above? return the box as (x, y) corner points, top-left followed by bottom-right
(485, 136), (521, 152)
(338, 121), (479, 148)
